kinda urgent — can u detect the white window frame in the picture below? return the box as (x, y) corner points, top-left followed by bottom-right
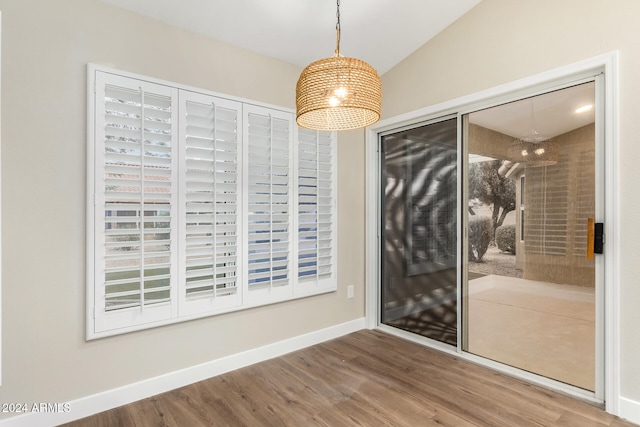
(87, 65), (337, 339)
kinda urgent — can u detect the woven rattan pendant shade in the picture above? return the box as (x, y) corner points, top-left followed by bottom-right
(506, 99), (558, 167)
(296, 55), (382, 131)
(507, 135), (558, 167)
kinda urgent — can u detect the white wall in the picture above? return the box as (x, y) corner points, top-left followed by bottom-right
(0, 0), (365, 421)
(381, 0), (640, 413)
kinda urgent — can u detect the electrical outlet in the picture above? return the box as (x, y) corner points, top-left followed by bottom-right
(347, 285), (355, 299)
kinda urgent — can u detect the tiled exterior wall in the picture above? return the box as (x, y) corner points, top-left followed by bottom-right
(523, 124), (595, 287)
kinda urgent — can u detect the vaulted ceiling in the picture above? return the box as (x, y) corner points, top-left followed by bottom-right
(99, 0), (481, 75)
(99, 0), (594, 137)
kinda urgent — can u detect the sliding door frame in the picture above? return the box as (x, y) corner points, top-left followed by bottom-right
(364, 51), (619, 414)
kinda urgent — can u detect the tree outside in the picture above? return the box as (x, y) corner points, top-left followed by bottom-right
(468, 160), (521, 278)
(468, 160), (516, 234)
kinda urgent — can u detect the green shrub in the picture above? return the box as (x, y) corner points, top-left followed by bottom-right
(468, 215), (492, 262)
(496, 224), (516, 254)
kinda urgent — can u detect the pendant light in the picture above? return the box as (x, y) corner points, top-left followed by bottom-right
(296, 0), (382, 131)
(507, 99), (558, 167)
(507, 133), (558, 167)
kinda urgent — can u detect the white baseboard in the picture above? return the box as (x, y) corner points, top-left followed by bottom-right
(620, 396), (640, 425)
(1, 318), (366, 427)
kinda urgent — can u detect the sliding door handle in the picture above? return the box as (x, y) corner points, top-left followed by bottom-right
(594, 222), (604, 254)
(587, 218), (604, 259)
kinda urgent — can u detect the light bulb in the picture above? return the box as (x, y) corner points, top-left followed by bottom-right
(329, 96), (340, 107)
(334, 87), (348, 98)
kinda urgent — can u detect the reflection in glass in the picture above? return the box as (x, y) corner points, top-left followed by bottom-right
(463, 82), (596, 391)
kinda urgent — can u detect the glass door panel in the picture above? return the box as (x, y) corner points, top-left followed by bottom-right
(462, 82), (597, 391)
(380, 118), (458, 346)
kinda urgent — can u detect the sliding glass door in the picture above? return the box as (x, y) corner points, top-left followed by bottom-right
(377, 79), (603, 395)
(462, 82), (599, 391)
(379, 118), (458, 346)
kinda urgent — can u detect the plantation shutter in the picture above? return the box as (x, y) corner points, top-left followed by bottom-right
(93, 72), (178, 333)
(244, 105), (294, 301)
(89, 66), (338, 338)
(179, 91), (242, 314)
(297, 128), (336, 292)
(525, 155), (570, 256)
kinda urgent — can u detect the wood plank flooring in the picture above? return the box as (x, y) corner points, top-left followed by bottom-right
(63, 330), (637, 427)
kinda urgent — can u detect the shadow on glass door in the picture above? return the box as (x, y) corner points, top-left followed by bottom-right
(380, 118), (458, 346)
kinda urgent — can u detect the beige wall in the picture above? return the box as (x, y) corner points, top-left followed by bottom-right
(0, 0), (365, 420)
(382, 0), (640, 405)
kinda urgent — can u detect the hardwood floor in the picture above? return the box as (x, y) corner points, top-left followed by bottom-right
(63, 330), (637, 427)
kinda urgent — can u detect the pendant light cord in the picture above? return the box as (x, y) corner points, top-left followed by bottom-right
(529, 98), (539, 137)
(335, 0), (341, 56)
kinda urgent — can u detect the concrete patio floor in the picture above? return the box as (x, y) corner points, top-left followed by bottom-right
(466, 274), (595, 391)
